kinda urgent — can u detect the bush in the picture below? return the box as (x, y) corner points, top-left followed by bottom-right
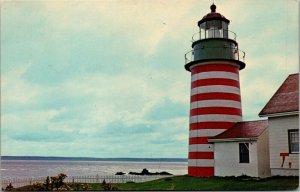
(50, 173), (67, 190)
(44, 176), (50, 190)
(5, 183), (14, 191)
(101, 179), (119, 191)
(81, 184), (92, 191)
(15, 173), (70, 191)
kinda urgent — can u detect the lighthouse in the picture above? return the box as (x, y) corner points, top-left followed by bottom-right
(184, 4), (246, 177)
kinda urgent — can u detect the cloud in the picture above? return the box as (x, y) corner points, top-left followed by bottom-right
(145, 98), (188, 120)
(1, 57), (189, 157)
(1, 109), (73, 143)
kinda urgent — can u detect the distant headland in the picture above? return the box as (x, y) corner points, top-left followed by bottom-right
(1, 156), (187, 162)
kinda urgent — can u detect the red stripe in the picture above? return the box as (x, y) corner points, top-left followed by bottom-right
(189, 152), (214, 159)
(191, 64), (239, 75)
(190, 107), (242, 116)
(191, 93), (241, 102)
(190, 122), (235, 130)
(189, 137), (210, 144)
(192, 78), (240, 88)
(188, 166), (214, 177)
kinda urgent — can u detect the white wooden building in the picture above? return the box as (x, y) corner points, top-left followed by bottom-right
(204, 74), (298, 178)
(259, 74), (299, 176)
(209, 120), (271, 178)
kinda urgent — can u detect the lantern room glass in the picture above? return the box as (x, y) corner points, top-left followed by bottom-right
(199, 20), (229, 39)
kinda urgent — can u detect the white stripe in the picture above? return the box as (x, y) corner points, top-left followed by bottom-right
(188, 159), (214, 167)
(189, 129), (227, 138)
(189, 144), (214, 152)
(190, 100), (241, 110)
(190, 114), (242, 124)
(191, 85), (240, 96)
(192, 71), (239, 82)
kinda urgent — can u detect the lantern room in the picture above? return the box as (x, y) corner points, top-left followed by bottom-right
(184, 4), (245, 71)
(198, 4), (230, 39)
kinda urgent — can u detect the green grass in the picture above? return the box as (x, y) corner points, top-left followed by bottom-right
(110, 175), (299, 191)
(13, 175), (299, 191)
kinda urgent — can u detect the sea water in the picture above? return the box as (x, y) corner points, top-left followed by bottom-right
(1, 160), (188, 180)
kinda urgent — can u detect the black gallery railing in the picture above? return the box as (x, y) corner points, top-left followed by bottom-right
(185, 46), (246, 64)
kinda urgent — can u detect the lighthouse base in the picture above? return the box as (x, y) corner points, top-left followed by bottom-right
(188, 167), (214, 177)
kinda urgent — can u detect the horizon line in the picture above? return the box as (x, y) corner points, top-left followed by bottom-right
(1, 155), (188, 161)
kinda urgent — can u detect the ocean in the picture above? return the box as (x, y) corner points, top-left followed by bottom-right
(1, 156), (188, 180)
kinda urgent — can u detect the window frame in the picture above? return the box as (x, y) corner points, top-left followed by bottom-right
(239, 143), (250, 163)
(288, 129), (299, 154)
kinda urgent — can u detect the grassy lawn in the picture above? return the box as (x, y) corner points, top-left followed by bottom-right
(14, 175), (299, 191)
(109, 175), (299, 191)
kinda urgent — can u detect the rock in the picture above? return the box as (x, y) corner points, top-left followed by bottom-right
(128, 169), (172, 176)
(159, 171), (172, 175)
(141, 168), (150, 175)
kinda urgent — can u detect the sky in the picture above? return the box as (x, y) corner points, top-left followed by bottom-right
(1, 0), (298, 158)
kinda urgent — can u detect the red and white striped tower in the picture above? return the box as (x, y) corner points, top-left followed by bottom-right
(184, 4), (246, 177)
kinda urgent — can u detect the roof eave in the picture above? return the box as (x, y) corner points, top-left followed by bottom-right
(198, 17), (230, 26)
(208, 137), (258, 143)
(259, 111), (299, 118)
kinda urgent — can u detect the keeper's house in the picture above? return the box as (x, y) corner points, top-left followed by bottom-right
(259, 73), (299, 176)
(207, 74), (298, 178)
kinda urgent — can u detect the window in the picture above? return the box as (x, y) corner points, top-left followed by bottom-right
(288, 130), (299, 154)
(239, 143), (249, 163)
(208, 27), (220, 38)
